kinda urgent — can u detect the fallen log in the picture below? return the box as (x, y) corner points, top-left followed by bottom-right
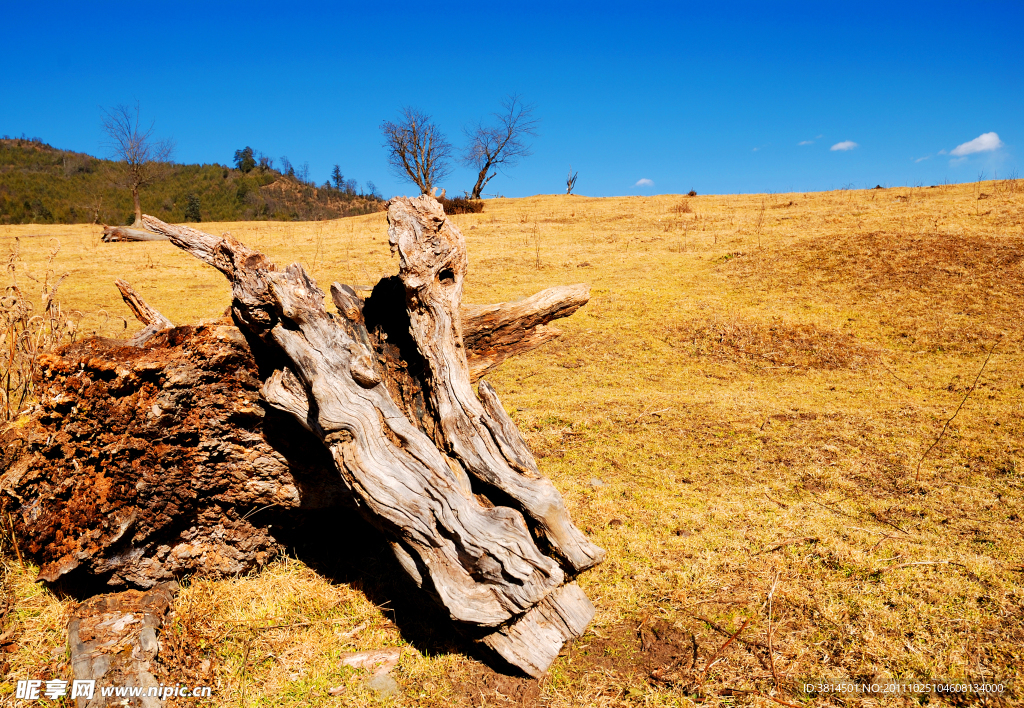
(101, 226), (169, 243)
(1, 198), (603, 676)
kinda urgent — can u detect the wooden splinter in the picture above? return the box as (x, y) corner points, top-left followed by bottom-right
(115, 278), (175, 346)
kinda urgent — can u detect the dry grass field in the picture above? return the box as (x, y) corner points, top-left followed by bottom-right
(2, 180), (1023, 707)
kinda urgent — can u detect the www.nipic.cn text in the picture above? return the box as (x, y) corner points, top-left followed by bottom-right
(15, 679), (213, 700)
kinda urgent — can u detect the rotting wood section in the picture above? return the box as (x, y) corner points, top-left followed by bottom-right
(1, 195), (603, 676)
(1, 323), (332, 588)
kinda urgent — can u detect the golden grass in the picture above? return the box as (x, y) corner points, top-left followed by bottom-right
(1, 179), (1023, 706)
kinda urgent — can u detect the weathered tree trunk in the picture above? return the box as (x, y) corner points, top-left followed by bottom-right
(469, 169), (494, 201)
(140, 200), (601, 673)
(102, 226), (168, 243)
(111, 274), (587, 383)
(1, 198), (602, 676)
(463, 284), (588, 380)
(385, 197), (603, 574)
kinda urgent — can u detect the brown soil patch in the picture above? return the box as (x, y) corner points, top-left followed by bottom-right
(667, 317), (875, 370)
(450, 664), (542, 707)
(725, 231), (1024, 353)
(565, 615), (781, 702)
(573, 619), (694, 678)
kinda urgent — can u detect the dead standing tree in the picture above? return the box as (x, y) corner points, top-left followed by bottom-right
(462, 95), (538, 200)
(101, 102), (174, 228)
(2, 196), (604, 678)
(380, 107), (453, 195)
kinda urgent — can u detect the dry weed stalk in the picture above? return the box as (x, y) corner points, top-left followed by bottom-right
(533, 223), (542, 269)
(3, 513), (25, 569)
(698, 615), (751, 686)
(1, 238), (80, 421)
(766, 572), (780, 688)
(914, 337), (1000, 482)
(755, 197), (766, 249)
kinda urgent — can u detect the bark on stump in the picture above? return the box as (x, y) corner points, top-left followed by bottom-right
(1, 196), (604, 676)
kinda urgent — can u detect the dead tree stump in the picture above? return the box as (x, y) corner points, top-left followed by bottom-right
(1, 196), (604, 676)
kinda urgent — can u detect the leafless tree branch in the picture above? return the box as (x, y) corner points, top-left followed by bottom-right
(101, 102), (174, 226)
(380, 107), (452, 195)
(462, 95), (538, 200)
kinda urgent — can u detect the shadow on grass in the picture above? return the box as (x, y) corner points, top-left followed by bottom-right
(274, 507), (528, 676)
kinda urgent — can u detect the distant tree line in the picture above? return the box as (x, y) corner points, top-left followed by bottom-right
(1, 98), (386, 226)
(0, 137), (384, 225)
(233, 147), (381, 199)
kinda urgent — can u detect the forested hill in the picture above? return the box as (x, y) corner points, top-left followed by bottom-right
(0, 137), (385, 225)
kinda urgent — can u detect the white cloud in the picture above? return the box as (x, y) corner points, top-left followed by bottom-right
(634, 178), (654, 187)
(752, 147), (760, 152)
(798, 140), (814, 145)
(950, 132), (1003, 156)
(915, 156), (930, 163)
(830, 140), (858, 152)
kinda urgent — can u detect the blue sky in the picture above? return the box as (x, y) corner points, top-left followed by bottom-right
(1, 1), (1019, 198)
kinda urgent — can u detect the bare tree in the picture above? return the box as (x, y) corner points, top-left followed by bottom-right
(566, 167), (578, 195)
(101, 102), (174, 227)
(462, 95), (538, 199)
(380, 107), (452, 195)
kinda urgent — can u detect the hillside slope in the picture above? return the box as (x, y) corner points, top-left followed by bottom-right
(3, 183), (1022, 706)
(0, 137), (384, 225)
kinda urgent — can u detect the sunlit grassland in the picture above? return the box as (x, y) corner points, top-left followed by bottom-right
(2, 179), (1022, 707)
